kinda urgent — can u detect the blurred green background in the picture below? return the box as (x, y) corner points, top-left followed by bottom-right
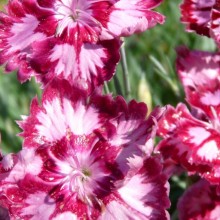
(0, 0), (216, 218)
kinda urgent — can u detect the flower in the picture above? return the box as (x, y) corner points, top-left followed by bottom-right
(0, 148), (170, 219)
(0, 79), (170, 219)
(30, 38), (121, 92)
(180, 0), (216, 36)
(176, 47), (220, 130)
(178, 179), (220, 220)
(0, 0), (165, 92)
(180, 0), (220, 48)
(156, 47), (220, 185)
(210, 0), (220, 47)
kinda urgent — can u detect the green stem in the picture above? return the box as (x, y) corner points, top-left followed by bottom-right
(171, 210), (178, 220)
(120, 41), (131, 100)
(104, 82), (110, 94)
(113, 75), (123, 96)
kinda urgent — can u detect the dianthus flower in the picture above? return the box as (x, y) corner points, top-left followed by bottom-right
(180, 0), (215, 36)
(0, 0), (164, 92)
(210, 0), (220, 47)
(0, 79), (170, 219)
(156, 47), (220, 185)
(178, 179), (220, 220)
(180, 0), (220, 47)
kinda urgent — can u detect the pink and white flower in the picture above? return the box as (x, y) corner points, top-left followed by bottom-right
(156, 47), (220, 185)
(0, 79), (170, 219)
(156, 103), (220, 182)
(176, 47), (220, 127)
(178, 179), (220, 220)
(0, 0), (164, 92)
(180, 0), (216, 36)
(180, 0), (220, 48)
(18, 79), (164, 152)
(210, 0), (220, 47)
(30, 38), (121, 92)
(0, 1), (47, 82)
(0, 148), (170, 219)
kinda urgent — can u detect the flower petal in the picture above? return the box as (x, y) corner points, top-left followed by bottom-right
(176, 46), (220, 120)
(101, 157), (170, 220)
(178, 179), (220, 220)
(157, 103), (220, 184)
(30, 38), (120, 92)
(101, 0), (164, 39)
(180, 0), (215, 36)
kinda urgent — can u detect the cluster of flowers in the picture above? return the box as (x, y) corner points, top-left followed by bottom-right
(155, 0), (220, 219)
(157, 47), (220, 219)
(0, 0), (164, 93)
(1, 0), (220, 219)
(0, 0), (173, 219)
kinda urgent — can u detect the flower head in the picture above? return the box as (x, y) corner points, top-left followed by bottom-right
(0, 79), (170, 219)
(156, 47), (220, 185)
(178, 179), (220, 220)
(0, 0), (165, 92)
(176, 47), (220, 128)
(210, 0), (220, 47)
(180, 0), (216, 36)
(180, 0), (220, 48)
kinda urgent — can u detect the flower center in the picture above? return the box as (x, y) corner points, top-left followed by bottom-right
(68, 168), (91, 202)
(63, 152), (99, 206)
(54, 0), (101, 37)
(46, 140), (109, 208)
(82, 168), (91, 177)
